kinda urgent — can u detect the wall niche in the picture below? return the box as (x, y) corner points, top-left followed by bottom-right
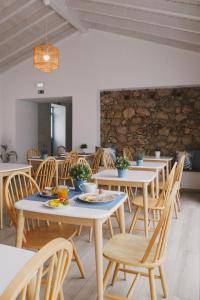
(100, 86), (200, 156)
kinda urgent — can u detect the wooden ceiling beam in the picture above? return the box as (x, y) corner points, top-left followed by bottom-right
(75, 0), (200, 19)
(0, 0), (38, 26)
(0, 22), (70, 63)
(71, 0), (200, 33)
(43, 0), (87, 33)
(90, 22), (200, 53)
(82, 12), (200, 45)
(0, 11), (55, 47)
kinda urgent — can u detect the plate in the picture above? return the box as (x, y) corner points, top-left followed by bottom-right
(78, 192), (115, 204)
(44, 200), (68, 209)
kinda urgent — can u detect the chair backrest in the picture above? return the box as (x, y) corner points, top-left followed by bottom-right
(77, 157), (93, 176)
(59, 157), (75, 185)
(0, 238), (73, 300)
(123, 147), (133, 161)
(156, 162), (177, 207)
(27, 148), (40, 160)
(5, 171), (40, 228)
(102, 151), (115, 169)
(57, 145), (67, 156)
(35, 157), (56, 190)
(91, 148), (103, 173)
(175, 153), (185, 183)
(141, 182), (179, 265)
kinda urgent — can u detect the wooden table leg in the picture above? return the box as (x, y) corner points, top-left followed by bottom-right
(156, 171), (159, 199)
(150, 180), (155, 199)
(94, 219), (104, 300)
(0, 175), (3, 229)
(143, 183), (149, 238)
(16, 210), (25, 248)
(118, 203), (125, 233)
(162, 168), (165, 186)
(166, 163), (169, 178)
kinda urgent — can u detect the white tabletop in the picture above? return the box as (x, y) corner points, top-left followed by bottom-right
(92, 169), (156, 183)
(0, 163), (31, 173)
(15, 192), (127, 220)
(130, 161), (166, 170)
(144, 156), (173, 161)
(0, 244), (34, 295)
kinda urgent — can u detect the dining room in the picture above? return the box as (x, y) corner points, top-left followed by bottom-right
(0, 1), (200, 300)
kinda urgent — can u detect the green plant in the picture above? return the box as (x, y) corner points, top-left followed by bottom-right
(135, 152), (144, 161)
(70, 164), (91, 181)
(115, 156), (130, 170)
(80, 143), (88, 149)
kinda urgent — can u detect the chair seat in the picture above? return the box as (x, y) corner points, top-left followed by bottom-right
(132, 195), (158, 209)
(23, 223), (77, 249)
(103, 233), (158, 268)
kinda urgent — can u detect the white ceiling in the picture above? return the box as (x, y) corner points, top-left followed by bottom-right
(0, 0), (199, 73)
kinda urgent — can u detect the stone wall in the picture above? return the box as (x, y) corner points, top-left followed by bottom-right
(100, 87), (200, 156)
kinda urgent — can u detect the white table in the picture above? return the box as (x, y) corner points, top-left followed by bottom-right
(0, 244), (34, 296)
(92, 169), (157, 237)
(129, 161), (167, 198)
(15, 192), (127, 300)
(0, 163), (31, 229)
(144, 156), (173, 177)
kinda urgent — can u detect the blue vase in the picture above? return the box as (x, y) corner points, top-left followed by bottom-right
(117, 169), (126, 178)
(136, 160), (143, 166)
(74, 180), (84, 192)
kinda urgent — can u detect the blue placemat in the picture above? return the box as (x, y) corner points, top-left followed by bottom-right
(25, 190), (125, 211)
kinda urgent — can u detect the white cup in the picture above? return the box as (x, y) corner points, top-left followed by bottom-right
(155, 151), (161, 159)
(80, 182), (97, 193)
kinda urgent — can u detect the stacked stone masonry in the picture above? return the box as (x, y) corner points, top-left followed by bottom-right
(100, 87), (200, 156)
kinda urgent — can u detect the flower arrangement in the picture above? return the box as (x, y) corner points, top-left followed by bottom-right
(115, 156), (130, 170)
(70, 164), (91, 181)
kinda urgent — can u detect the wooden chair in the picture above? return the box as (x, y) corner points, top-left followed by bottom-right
(0, 238), (73, 300)
(103, 182), (179, 300)
(58, 157), (75, 187)
(27, 148), (40, 160)
(57, 145), (67, 156)
(91, 148), (103, 174)
(102, 151), (115, 169)
(4, 171), (85, 279)
(123, 147), (133, 161)
(27, 148), (41, 177)
(129, 162), (177, 234)
(35, 156), (56, 190)
(173, 153), (185, 218)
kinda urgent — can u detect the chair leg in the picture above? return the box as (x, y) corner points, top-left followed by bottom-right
(159, 266), (168, 298)
(111, 263), (120, 286)
(174, 201), (178, 219)
(70, 239), (86, 278)
(89, 227), (93, 242)
(108, 217), (114, 238)
(103, 261), (114, 291)
(77, 225), (82, 236)
(148, 269), (157, 300)
(58, 288), (64, 300)
(129, 207), (141, 234)
(176, 191), (181, 212)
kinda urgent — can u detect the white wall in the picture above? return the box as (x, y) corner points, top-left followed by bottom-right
(15, 100), (38, 162)
(0, 29), (200, 157)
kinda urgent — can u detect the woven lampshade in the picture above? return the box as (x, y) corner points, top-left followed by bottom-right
(33, 43), (59, 72)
